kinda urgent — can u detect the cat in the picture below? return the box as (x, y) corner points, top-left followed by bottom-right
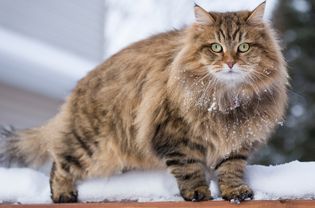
(0, 1), (288, 203)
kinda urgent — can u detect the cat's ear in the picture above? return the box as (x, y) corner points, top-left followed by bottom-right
(247, 1), (266, 23)
(194, 3), (215, 25)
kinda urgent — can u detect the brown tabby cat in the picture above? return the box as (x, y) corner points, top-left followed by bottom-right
(0, 1), (288, 203)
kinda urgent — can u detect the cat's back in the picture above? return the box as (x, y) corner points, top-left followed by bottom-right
(66, 29), (184, 130)
(77, 29), (183, 90)
(96, 29), (183, 77)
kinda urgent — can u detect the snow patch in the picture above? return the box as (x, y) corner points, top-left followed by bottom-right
(0, 161), (314, 204)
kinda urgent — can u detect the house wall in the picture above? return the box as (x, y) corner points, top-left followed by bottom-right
(0, 83), (63, 129)
(0, 0), (105, 128)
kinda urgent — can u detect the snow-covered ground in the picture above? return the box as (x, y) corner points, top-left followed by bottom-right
(0, 161), (314, 204)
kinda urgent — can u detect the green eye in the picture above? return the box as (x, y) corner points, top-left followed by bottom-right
(211, 43), (223, 53)
(238, 43), (250, 53)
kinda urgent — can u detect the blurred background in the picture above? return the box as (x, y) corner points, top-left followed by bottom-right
(0, 0), (313, 164)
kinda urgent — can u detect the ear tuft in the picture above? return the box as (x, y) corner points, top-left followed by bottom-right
(247, 1), (266, 23)
(194, 4), (214, 25)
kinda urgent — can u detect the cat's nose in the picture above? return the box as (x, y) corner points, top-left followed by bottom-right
(226, 61), (235, 69)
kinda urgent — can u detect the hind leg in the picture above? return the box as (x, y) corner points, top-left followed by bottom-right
(50, 161), (80, 203)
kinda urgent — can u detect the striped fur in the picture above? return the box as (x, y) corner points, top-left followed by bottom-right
(0, 2), (288, 203)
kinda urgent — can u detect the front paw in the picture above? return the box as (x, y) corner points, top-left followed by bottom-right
(52, 191), (78, 203)
(221, 184), (253, 203)
(181, 186), (211, 202)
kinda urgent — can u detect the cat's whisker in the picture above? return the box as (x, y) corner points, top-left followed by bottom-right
(251, 74), (279, 107)
(199, 75), (220, 107)
(194, 73), (210, 85)
(247, 75), (261, 96)
(288, 89), (305, 99)
(250, 73), (280, 107)
(199, 77), (214, 104)
(252, 70), (271, 79)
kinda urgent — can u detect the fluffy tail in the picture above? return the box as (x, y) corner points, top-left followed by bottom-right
(0, 125), (50, 169)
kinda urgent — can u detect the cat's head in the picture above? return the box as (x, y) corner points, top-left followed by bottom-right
(176, 1), (286, 91)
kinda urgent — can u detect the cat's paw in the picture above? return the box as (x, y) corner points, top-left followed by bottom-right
(221, 184), (253, 203)
(52, 191), (78, 203)
(181, 186), (212, 202)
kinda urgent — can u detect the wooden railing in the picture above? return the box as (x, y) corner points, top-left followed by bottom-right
(1, 200), (314, 208)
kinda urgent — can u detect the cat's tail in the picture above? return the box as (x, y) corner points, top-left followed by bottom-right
(0, 125), (50, 169)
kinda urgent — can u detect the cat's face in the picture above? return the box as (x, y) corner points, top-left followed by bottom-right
(183, 2), (282, 88)
(199, 22), (261, 83)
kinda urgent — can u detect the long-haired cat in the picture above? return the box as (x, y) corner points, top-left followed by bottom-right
(0, 1), (288, 203)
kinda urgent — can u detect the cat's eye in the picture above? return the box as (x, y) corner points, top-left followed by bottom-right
(210, 43), (223, 53)
(238, 43), (250, 53)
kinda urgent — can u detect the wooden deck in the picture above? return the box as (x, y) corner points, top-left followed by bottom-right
(1, 200), (314, 208)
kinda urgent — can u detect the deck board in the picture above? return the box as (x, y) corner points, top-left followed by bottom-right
(1, 200), (314, 208)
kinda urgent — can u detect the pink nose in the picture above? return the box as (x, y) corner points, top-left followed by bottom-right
(227, 61), (235, 69)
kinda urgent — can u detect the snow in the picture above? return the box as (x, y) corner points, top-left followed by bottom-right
(247, 161), (315, 200)
(208, 102), (217, 112)
(0, 168), (51, 203)
(0, 161), (314, 204)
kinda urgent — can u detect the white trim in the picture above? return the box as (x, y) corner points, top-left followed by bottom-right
(0, 27), (96, 80)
